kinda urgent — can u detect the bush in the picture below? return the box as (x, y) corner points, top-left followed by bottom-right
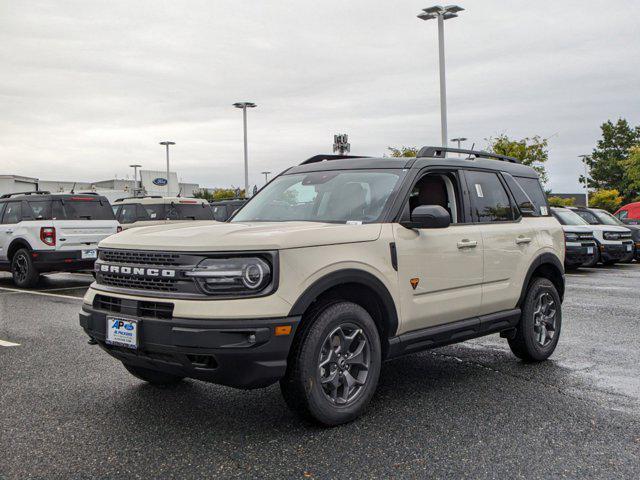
(547, 196), (575, 207)
(588, 189), (623, 212)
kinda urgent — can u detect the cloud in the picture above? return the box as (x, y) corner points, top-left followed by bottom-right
(1, 0), (638, 191)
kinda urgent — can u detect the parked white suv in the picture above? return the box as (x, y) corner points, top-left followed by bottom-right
(0, 191), (120, 287)
(80, 147), (565, 425)
(112, 196), (214, 230)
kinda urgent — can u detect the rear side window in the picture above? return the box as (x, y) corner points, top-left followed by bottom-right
(514, 176), (549, 216)
(465, 170), (516, 222)
(54, 198), (115, 220)
(1, 202), (22, 224)
(28, 201), (52, 220)
(211, 205), (228, 221)
(115, 204), (138, 224)
(142, 204), (165, 220)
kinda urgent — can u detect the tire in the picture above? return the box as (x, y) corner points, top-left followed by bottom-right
(122, 363), (184, 385)
(280, 301), (382, 426)
(508, 278), (562, 362)
(11, 248), (40, 288)
(603, 259), (617, 266)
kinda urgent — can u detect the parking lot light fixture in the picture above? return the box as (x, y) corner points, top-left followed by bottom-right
(129, 164), (142, 197)
(233, 102), (257, 197)
(159, 141), (175, 196)
(261, 171), (271, 184)
(418, 5), (464, 148)
(450, 137), (467, 155)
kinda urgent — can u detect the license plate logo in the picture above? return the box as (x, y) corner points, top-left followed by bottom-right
(106, 317), (138, 349)
(82, 249), (97, 259)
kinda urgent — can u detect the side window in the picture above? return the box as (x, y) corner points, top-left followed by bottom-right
(502, 174), (536, 216)
(165, 205), (180, 220)
(0, 203), (5, 222)
(513, 176), (549, 216)
(118, 205), (138, 224)
(574, 210), (599, 225)
(408, 171), (462, 223)
(143, 204), (165, 220)
(1, 202), (23, 224)
(466, 171), (516, 222)
(28, 201), (52, 220)
(617, 210), (628, 220)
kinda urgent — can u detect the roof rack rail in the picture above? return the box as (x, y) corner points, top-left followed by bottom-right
(300, 154), (371, 165)
(114, 195), (163, 202)
(417, 146), (520, 164)
(0, 190), (51, 199)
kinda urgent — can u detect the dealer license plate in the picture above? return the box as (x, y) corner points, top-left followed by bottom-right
(587, 247), (594, 254)
(82, 249), (97, 259)
(106, 316), (139, 349)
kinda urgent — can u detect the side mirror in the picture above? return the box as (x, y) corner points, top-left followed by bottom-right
(519, 201), (536, 217)
(401, 205), (451, 229)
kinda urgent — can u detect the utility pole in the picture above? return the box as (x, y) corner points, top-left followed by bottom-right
(418, 5), (464, 148)
(159, 141), (175, 196)
(233, 102), (257, 197)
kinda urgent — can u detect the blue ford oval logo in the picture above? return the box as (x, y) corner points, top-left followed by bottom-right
(153, 177), (168, 186)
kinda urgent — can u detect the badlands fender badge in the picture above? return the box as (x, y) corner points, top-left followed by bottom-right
(410, 278), (420, 290)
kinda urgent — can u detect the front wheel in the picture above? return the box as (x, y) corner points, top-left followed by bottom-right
(508, 278), (562, 362)
(123, 363), (184, 385)
(11, 248), (40, 288)
(280, 301), (382, 426)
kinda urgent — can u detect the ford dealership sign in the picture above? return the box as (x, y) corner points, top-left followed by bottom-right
(153, 177), (168, 186)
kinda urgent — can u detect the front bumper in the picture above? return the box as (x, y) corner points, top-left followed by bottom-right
(32, 250), (97, 272)
(79, 303), (300, 389)
(565, 242), (597, 266)
(600, 241), (634, 262)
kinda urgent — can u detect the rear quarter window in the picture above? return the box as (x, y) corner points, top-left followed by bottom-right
(514, 176), (549, 216)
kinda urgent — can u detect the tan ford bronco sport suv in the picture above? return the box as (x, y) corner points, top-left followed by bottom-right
(80, 147), (565, 425)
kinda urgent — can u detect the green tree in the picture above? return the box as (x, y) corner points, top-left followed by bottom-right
(547, 196), (575, 207)
(586, 119), (640, 200)
(621, 145), (640, 195)
(487, 134), (550, 185)
(588, 189), (623, 212)
(194, 187), (245, 201)
(387, 146), (418, 157)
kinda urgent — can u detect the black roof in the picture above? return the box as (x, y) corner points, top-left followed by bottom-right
(0, 192), (108, 202)
(287, 155), (538, 178)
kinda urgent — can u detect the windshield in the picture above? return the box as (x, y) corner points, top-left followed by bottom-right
(593, 209), (622, 226)
(552, 208), (589, 226)
(232, 170), (405, 223)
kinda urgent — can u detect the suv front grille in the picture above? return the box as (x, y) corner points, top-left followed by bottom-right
(99, 274), (179, 292)
(93, 294), (174, 319)
(99, 249), (181, 265)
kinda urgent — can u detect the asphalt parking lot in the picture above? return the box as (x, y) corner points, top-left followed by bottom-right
(1, 267), (639, 479)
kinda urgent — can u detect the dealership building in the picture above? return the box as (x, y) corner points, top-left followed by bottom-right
(0, 170), (200, 202)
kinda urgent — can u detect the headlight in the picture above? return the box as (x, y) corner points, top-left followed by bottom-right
(185, 256), (273, 296)
(603, 232), (619, 240)
(564, 233), (578, 242)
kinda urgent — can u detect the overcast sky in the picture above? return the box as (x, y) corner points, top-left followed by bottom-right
(1, 0), (639, 192)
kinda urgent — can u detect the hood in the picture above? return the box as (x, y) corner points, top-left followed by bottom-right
(99, 221), (383, 251)
(589, 224), (631, 233)
(561, 225), (594, 234)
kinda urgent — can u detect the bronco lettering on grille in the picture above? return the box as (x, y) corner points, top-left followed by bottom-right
(99, 264), (176, 278)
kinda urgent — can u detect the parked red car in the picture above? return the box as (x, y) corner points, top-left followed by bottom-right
(614, 202), (640, 225)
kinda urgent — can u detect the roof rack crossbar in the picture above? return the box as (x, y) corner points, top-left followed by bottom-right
(114, 195), (163, 202)
(300, 154), (371, 165)
(417, 146), (520, 164)
(0, 190), (51, 199)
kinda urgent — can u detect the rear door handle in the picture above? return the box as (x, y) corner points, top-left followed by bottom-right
(457, 239), (478, 249)
(5, 230), (13, 234)
(516, 237), (532, 245)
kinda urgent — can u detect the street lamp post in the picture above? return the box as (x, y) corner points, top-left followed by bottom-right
(261, 171), (271, 184)
(129, 164), (142, 197)
(578, 154), (591, 207)
(233, 102), (257, 197)
(418, 5), (464, 148)
(159, 141), (175, 196)
(450, 137), (467, 156)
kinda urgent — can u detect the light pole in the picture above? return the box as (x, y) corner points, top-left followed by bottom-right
(578, 154), (591, 207)
(233, 102), (257, 197)
(418, 5), (464, 148)
(129, 164), (141, 197)
(261, 171), (271, 184)
(450, 137), (467, 156)
(159, 141), (175, 196)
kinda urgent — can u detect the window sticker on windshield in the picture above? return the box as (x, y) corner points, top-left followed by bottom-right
(346, 220), (363, 225)
(540, 206), (548, 216)
(475, 184), (484, 198)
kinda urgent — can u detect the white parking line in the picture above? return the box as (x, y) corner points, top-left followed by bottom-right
(0, 339), (20, 347)
(0, 286), (84, 300)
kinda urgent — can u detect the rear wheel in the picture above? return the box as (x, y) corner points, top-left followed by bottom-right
(122, 363), (184, 385)
(11, 248), (40, 288)
(280, 301), (381, 426)
(508, 278), (561, 362)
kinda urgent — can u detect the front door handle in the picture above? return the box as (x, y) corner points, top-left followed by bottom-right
(457, 239), (478, 249)
(516, 236), (532, 245)
(5, 230), (13, 234)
